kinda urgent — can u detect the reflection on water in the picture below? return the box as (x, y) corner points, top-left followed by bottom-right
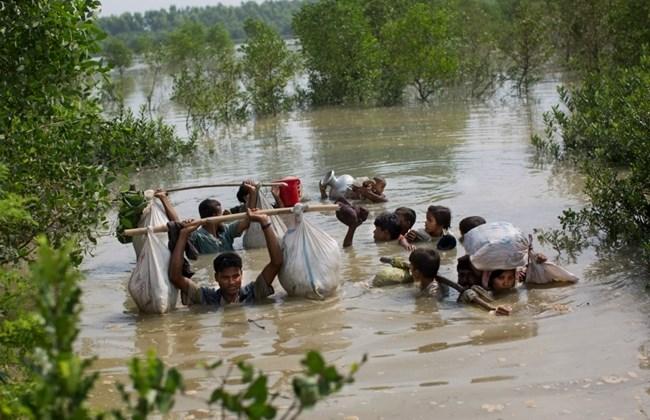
(81, 70), (650, 416)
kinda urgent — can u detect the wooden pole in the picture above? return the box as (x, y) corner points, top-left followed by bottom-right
(166, 182), (288, 193)
(122, 204), (339, 237)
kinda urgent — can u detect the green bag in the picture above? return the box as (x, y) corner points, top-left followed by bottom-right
(116, 187), (147, 244)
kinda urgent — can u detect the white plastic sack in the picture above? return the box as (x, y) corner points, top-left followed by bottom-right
(243, 188), (287, 249)
(525, 259), (579, 284)
(464, 222), (530, 271)
(127, 198), (178, 313)
(278, 205), (342, 299)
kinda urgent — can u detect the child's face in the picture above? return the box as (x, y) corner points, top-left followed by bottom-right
(492, 270), (516, 291)
(373, 226), (391, 242)
(425, 212), (441, 235)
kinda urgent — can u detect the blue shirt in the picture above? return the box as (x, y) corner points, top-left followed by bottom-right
(189, 221), (241, 255)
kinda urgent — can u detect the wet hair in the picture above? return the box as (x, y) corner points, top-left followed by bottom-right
(236, 185), (248, 204)
(373, 176), (386, 186)
(409, 248), (441, 278)
(213, 252), (243, 274)
(198, 199), (222, 219)
(395, 207), (416, 230)
(459, 216), (486, 236)
(373, 212), (401, 239)
(427, 205), (451, 229)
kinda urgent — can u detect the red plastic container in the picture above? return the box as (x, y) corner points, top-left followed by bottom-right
(276, 176), (301, 206)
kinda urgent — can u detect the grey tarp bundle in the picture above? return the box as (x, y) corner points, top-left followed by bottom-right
(127, 196), (178, 313)
(278, 204), (342, 299)
(463, 222), (530, 271)
(243, 188), (287, 249)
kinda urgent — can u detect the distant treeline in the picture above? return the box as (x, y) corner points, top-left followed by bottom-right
(98, 0), (309, 47)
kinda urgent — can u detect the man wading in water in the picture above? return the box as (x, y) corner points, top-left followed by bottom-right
(169, 209), (283, 307)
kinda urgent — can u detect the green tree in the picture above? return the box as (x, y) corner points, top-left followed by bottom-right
(497, 0), (552, 93)
(240, 18), (298, 116)
(103, 37), (133, 76)
(534, 54), (650, 261)
(169, 23), (245, 131)
(0, 0), (193, 263)
(382, 3), (460, 102)
(293, 0), (381, 105)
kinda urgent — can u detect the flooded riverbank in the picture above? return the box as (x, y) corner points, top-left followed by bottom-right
(80, 73), (650, 418)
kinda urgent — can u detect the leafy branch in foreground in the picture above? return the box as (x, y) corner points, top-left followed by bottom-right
(4, 239), (363, 419)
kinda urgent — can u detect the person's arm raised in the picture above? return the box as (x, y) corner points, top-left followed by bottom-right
(155, 189), (181, 222)
(248, 208), (283, 286)
(168, 220), (200, 292)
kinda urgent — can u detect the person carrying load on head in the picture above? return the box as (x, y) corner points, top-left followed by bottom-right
(156, 182), (257, 255)
(169, 208), (283, 307)
(457, 222), (578, 293)
(377, 252), (511, 315)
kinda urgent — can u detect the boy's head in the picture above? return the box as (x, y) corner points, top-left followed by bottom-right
(199, 199), (223, 219)
(409, 248), (441, 283)
(489, 269), (516, 292)
(372, 176), (386, 194)
(425, 205), (451, 235)
(458, 216), (486, 239)
(373, 212), (401, 241)
(213, 252), (243, 296)
(394, 207), (416, 235)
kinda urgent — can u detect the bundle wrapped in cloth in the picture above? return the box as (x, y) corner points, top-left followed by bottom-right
(463, 222), (530, 271)
(279, 204), (342, 299)
(243, 187), (287, 249)
(127, 192), (178, 314)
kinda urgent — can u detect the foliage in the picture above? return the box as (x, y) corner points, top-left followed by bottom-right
(534, 54), (650, 261)
(452, 0), (503, 97)
(98, 1), (307, 47)
(497, 0), (552, 93)
(293, 0), (381, 105)
(19, 239), (98, 419)
(113, 351), (184, 420)
(169, 23), (246, 131)
(547, 0), (650, 74)
(102, 37), (133, 76)
(381, 3), (460, 102)
(0, 0), (193, 265)
(240, 19), (299, 116)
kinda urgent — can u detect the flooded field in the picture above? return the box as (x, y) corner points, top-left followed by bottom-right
(80, 72), (650, 418)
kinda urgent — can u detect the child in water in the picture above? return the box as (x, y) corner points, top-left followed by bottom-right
(406, 205), (456, 251)
(409, 248), (449, 297)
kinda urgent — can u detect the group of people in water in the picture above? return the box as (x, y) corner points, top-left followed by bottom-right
(153, 173), (548, 311)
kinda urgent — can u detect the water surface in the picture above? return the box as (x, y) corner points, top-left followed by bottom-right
(81, 72), (650, 418)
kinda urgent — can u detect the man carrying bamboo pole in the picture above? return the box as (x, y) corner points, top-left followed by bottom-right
(156, 182), (257, 255)
(169, 208), (283, 307)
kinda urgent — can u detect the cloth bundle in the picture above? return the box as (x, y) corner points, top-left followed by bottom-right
(279, 204), (342, 299)
(243, 188), (287, 249)
(127, 197), (178, 313)
(463, 222), (530, 271)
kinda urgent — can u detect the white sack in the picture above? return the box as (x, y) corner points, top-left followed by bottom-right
(525, 259), (579, 284)
(278, 205), (342, 299)
(464, 222), (530, 271)
(243, 188), (287, 249)
(127, 198), (178, 313)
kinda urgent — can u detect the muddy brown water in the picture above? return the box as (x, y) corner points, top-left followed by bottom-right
(81, 74), (650, 418)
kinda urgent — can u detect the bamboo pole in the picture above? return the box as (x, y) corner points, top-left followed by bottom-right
(166, 182), (288, 193)
(122, 204), (339, 237)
